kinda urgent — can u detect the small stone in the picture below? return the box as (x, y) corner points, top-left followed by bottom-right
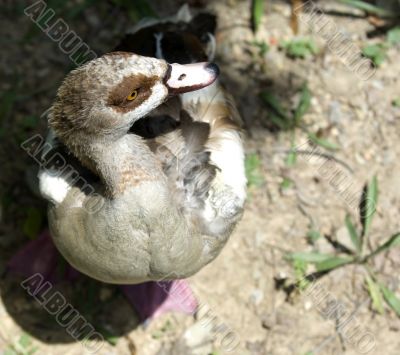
(250, 289), (264, 305)
(276, 271), (288, 280)
(261, 312), (276, 329)
(246, 340), (267, 354)
(304, 301), (313, 311)
(328, 101), (342, 125)
(183, 321), (213, 348)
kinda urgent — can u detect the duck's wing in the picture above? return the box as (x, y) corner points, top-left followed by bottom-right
(179, 81), (246, 237)
(147, 110), (218, 213)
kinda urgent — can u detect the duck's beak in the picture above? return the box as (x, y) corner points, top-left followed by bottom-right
(164, 62), (219, 95)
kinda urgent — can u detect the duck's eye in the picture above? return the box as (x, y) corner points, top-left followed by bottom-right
(127, 90), (138, 101)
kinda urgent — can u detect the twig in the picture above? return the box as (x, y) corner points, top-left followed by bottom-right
(291, 0), (303, 34)
(273, 148), (354, 174)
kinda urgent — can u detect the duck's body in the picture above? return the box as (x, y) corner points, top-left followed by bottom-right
(38, 7), (246, 285)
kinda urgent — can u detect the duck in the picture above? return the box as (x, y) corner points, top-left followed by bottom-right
(37, 6), (246, 285)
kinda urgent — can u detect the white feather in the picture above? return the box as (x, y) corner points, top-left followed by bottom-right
(38, 129), (71, 204)
(154, 32), (164, 59)
(38, 169), (71, 204)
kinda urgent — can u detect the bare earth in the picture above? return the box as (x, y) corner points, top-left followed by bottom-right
(0, 1), (399, 354)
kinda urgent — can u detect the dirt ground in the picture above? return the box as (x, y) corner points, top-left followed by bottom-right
(1, 0), (400, 354)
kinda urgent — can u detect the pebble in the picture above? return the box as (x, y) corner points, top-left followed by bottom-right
(261, 312), (276, 330)
(250, 289), (264, 305)
(328, 101), (342, 125)
(382, 149), (396, 165)
(183, 321), (213, 348)
(304, 301), (313, 311)
(370, 80), (385, 90)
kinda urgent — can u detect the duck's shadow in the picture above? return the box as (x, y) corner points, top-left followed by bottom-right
(1, 231), (178, 344)
(1, 267), (143, 344)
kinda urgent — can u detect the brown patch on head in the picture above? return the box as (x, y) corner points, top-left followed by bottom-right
(107, 74), (158, 113)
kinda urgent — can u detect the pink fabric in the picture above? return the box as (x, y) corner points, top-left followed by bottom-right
(6, 230), (198, 321)
(6, 231), (79, 283)
(121, 279), (198, 320)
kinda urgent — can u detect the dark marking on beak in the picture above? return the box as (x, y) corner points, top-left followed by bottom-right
(205, 63), (219, 77)
(163, 64), (172, 85)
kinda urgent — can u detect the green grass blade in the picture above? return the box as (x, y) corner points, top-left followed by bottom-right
(18, 334), (32, 349)
(365, 233), (400, 261)
(294, 84), (311, 125)
(393, 98), (400, 107)
(314, 256), (354, 272)
(281, 38), (319, 59)
(365, 276), (384, 314)
(307, 230), (321, 243)
(260, 92), (290, 121)
(251, 0), (264, 33)
(293, 259), (310, 290)
(362, 44), (387, 67)
(375, 233), (400, 253)
(251, 40), (270, 56)
(286, 149), (297, 166)
(338, 0), (395, 18)
(388, 27), (400, 46)
(307, 132), (339, 150)
(260, 92), (293, 130)
(269, 113), (290, 130)
(288, 252), (335, 263)
(281, 177), (294, 190)
(361, 176), (378, 239)
(245, 153), (264, 188)
(345, 215), (361, 254)
(380, 284), (400, 317)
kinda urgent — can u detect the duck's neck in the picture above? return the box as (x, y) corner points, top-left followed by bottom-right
(74, 134), (162, 197)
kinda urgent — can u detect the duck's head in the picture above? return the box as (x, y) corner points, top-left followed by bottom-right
(49, 52), (218, 147)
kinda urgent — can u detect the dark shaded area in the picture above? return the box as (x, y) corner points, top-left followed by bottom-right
(3, 231), (177, 343)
